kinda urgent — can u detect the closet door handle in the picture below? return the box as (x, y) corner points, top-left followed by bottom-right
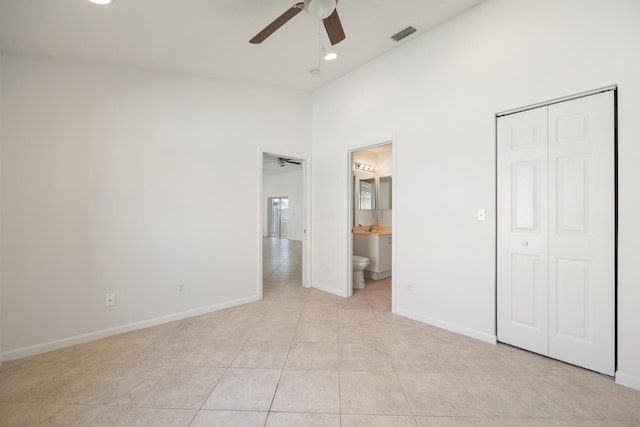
(521, 241), (529, 247)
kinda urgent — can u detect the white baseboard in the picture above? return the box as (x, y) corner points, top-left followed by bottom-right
(615, 371), (640, 391)
(394, 307), (497, 345)
(1, 295), (260, 362)
(364, 270), (391, 280)
(311, 282), (348, 298)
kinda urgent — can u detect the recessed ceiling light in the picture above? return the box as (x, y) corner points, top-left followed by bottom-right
(323, 52), (338, 61)
(88, 0), (112, 5)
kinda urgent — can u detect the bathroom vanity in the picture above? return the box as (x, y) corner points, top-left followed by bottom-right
(353, 227), (392, 279)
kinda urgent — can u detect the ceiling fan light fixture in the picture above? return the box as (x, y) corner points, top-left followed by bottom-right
(323, 52), (338, 61)
(305, 0), (337, 19)
(88, 0), (112, 4)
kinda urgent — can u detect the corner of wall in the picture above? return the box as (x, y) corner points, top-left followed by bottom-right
(311, 282), (348, 298)
(394, 307), (497, 345)
(615, 371), (640, 392)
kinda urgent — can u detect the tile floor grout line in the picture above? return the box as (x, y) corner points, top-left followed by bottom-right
(337, 308), (343, 424)
(453, 370), (492, 420)
(262, 281), (306, 421)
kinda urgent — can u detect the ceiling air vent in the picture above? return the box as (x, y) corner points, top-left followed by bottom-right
(391, 26), (417, 42)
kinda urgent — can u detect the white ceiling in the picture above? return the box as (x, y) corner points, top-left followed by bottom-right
(0, 0), (484, 91)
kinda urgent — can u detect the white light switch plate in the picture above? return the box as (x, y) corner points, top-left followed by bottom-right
(477, 208), (486, 221)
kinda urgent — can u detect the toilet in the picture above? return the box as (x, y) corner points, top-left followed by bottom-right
(352, 256), (370, 289)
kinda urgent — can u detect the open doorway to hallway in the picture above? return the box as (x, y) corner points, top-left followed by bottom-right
(262, 153), (306, 297)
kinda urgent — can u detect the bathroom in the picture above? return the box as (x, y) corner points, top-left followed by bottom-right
(351, 143), (393, 292)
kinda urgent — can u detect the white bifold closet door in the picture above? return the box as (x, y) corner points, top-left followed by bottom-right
(497, 91), (615, 376)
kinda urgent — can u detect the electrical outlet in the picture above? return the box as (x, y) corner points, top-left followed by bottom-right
(407, 283), (414, 294)
(177, 284), (185, 295)
(105, 293), (115, 307)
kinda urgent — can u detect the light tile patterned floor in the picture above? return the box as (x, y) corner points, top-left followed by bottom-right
(1, 237), (639, 426)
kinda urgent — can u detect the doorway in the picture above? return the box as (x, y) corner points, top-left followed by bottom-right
(347, 141), (395, 305)
(261, 151), (310, 296)
(496, 89), (616, 376)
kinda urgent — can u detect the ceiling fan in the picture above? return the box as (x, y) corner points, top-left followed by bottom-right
(250, 0), (346, 46)
(277, 157), (301, 167)
(265, 156), (302, 167)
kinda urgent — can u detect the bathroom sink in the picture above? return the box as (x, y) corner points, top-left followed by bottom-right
(352, 226), (392, 235)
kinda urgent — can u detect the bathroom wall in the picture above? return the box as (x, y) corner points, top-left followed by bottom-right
(353, 171), (376, 227)
(262, 168), (304, 241)
(0, 53), (311, 359)
(353, 150), (377, 227)
(376, 148), (392, 177)
(312, 0), (640, 390)
(376, 148), (392, 228)
(352, 148), (393, 228)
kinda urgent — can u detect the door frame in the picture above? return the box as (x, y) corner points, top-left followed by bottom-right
(258, 148), (312, 299)
(495, 85), (618, 374)
(346, 137), (397, 309)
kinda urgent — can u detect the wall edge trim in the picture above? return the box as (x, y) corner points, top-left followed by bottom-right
(311, 282), (347, 298)
(394, 307), (497, 344)
(615, 371), (640, 391)
(1, 295), (260, 361)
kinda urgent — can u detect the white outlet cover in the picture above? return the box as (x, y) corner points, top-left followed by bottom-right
(105, 293), (115, 306)
(477, 208), (486, 221)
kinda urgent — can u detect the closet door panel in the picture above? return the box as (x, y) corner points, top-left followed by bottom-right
(548, 91), (615, 376)
(497, 106), (549, 356)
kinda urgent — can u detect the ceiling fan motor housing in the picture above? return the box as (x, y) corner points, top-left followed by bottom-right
(304, 0), (337, 19)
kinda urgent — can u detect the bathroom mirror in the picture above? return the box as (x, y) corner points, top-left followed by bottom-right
(359, 178), (376, 210)
(379, 176), (392, 209)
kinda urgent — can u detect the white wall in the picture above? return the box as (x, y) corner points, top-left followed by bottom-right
(0, 54), (311, 359)
(311, 0), (640, 389)
(0, 52), (3, 364)
(263, 169), (303, 241)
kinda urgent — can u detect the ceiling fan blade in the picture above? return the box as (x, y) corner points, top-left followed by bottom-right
(276, 157), (302, 165)
(323, 8), (345, 45)
(250, 3), (305, 44)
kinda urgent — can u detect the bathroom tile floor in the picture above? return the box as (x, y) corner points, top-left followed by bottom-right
(1, 237), (640, 426)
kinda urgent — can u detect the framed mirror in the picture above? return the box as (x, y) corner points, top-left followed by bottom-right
(379, 176), (392, 210)
(359, 178), (376, 210)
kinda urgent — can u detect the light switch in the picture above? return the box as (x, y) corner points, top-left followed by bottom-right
(477, 208), (486, 221)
